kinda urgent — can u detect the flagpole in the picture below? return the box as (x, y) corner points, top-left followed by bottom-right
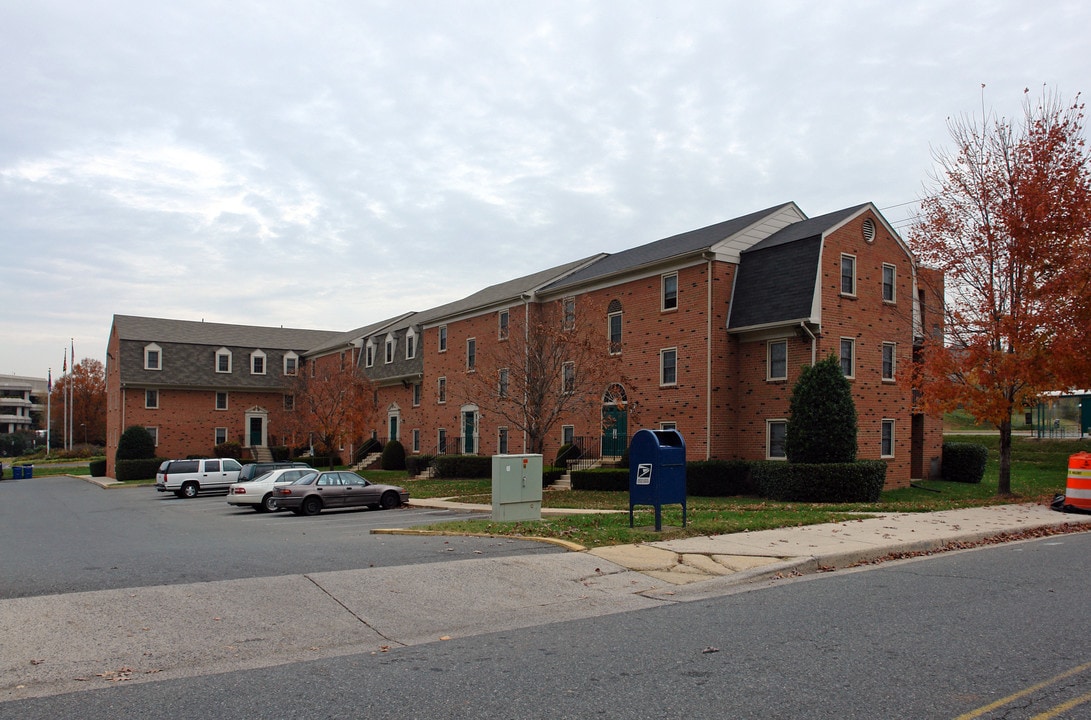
(70, 339), (75, 450)
(46, 369), (52, 458)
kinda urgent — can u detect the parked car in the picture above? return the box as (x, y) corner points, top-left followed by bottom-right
(236, 461), (311, 483)
(227, 467), (317, 512)
(273, 471), (409, 516)
(155, 458), (244, 498)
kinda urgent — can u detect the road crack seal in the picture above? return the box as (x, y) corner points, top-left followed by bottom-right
(303, 574), (404, 647)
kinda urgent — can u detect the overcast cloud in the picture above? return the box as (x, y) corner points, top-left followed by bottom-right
(2, 0), (1089, 377)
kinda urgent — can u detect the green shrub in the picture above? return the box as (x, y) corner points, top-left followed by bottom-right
(89, 459), (107, 477)
(270, 446), (291, 462)
(115, 458), (164, 481)
(406, 454), (435, 477)
(293, 455), (342, 469)
(571, 468), (628, 491)
(751, 460), (886, 502)
(381, 440), (407, 470)
(543, 465), (564, 486)
(214, 441), (242, 459)
(555, 443), (580, 465)
(433, 455), (492, 479)
(786, 355), (858, 463)
(686, 460), (754, 497)
(116, 426), (156, 462)
(942, 442), (988, 483)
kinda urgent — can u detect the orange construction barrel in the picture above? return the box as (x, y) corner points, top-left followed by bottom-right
(1065, 452), (1091, 511)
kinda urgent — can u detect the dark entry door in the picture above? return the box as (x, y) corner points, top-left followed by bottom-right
(250, 417), (262, 447)
(601, 408), (627, 457)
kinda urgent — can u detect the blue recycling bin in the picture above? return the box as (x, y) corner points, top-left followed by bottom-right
(12, 465), (23, 479)
(23, 465), (33, 479)
(628, 429), (687, 531)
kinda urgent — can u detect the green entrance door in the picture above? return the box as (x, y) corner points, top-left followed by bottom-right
(601, 408), (627, 457)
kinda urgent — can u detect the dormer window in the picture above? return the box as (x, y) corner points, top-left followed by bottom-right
(385, 334), (396, 364)
(215, 348), (232, 373)
(284, 352), (299, 376)
(251, 350), (266, 375)
(405, 328), (417, 360)
(365, 340), (375, 368)
(144, 343), (162, 371)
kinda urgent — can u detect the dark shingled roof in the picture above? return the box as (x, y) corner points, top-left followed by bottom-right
(113, 315), (342, 350)
(542, 203), (796, 293)
(727, 204), (869, 331)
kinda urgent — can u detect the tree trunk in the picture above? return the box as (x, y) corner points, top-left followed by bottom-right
(997, 418), (1013, 496)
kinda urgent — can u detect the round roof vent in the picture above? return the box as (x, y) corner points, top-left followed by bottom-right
(862, 218), (876, 243)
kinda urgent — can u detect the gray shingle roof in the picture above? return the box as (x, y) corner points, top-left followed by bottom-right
(113, 315), (342, 351)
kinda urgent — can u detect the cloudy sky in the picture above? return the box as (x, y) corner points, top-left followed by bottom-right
(2, 0), (1089, 378)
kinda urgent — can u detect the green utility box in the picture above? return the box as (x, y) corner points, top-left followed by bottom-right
(491, 454), (543, 522)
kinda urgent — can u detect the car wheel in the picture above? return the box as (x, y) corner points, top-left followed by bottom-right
(301, 496), (322, 516)
(181, 482), (199, 498)
(380, 491), (400, 510)
(259, 494), (277, 513)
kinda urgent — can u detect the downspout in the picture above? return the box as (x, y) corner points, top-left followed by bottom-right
(522, 292), (531, 454)
(800, 321), (817, 365)
(706, 254), (714, 460)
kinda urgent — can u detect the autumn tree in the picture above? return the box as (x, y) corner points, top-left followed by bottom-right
(459, 298), (625, 456)
(50, 357), (107, 446)
(911, 87), (1091, 495)
(286, 363), (375, 469)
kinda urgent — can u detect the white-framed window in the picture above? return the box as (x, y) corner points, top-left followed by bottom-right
(662, 273), (678, 311)
(608, 312), (623, 355)
(466, 338), (476, 371)
(767, 419), (787, 460)
(146, 426), (158, 447)
(215, 392), (228, 410)
(406, 329), (417, 360)
(881, 419), (895, 458)
(412, 428), (421, 453)
(498, 426), (509, 454)
(768, 339), (787, 381)
(498, 368), (509, 398)
(385, 334), (395, 364)
(660, 421), (677, 431)
(882, 342), (897, 381)
(562, 361), (575, 394)
(840, 338), (855, 378)
(412, 382), (421, 407)
(284, 352), (299, 376)
(215, 427), (227, 446)
(882, 263), (897, 303)
(145, 389), (159, 409)
(562, 425), (575, 445)
(144, 343), (162, 371)
(840, 254), (857, 296)
(365, 340), (375, 368)
(498, 310), (509, 340)
(216, 348), (232, 374)
(284, 394), (294, 411)
(438, 325), (448, 352)
(660, 348), (678, 386)
(438, 376), (447, 404)
(251, 350), (266, 375)
(437, 428), (447, 454)
(562, 297), (576, 331)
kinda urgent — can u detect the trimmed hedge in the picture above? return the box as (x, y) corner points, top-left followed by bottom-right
(89, 459), (107, 477)
(433, 455), (492, 479)
(571, 468), (628, 491)
(942, 442), (988, 484)
(543, 466), (564, 487)
(381, 441), (407, 470)
(293, 455), (342, 469)
(270, 446), (291, 462)
(406, 454), (435, 478)
(751, 460), (887, 503)
(115, 458), (164, 481)
(686, 460), (754, 497)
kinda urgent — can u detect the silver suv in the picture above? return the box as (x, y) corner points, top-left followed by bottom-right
(155, 458), (244, 498)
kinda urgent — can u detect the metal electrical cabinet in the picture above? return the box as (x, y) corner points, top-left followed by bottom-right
(491, 454), (543, 521)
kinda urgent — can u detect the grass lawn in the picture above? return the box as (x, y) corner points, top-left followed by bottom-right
(397, 434), (1091, 548)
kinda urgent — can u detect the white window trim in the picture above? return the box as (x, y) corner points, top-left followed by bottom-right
(498, 310), (510, 340)
(840, 254), (857, 297)
(660, 347), (678, 387)
(284, 352), (299, 376)
(412, 382), (421, 407)
(562, 361), (575, 394)
(767, 339), (788, 381)
(215, 427), (228, 446)
(882, 263), (897, 304)
(405, 329), (417, 360)
(562, 425), (575, 445)
(438, 376), (447, 404)
(385, 334), (395, 364)
(412, 428), (421, 453)
(562, 297), (576, 331)
(365, 340), (375, 368)
(767, 419), (787, 460)
(882, 342), (897, 382)
(881, 419), (896, 458)
(662, 273), (679, 311)
(215, 391), (228, 411)
(840, 337), (856, 379)
(438, 325), (448, 353)
(144, 343), (162, 371)
(215, 348), (232, 374)
(145, 389), (159, 409)
(497, 426), (509, 454)
(466, 338), (476, 371)
(608, 311), (623, 355)
(498, 367), (510, 398)
(146, 426), (158, 447)
(251, 349), (267, 375)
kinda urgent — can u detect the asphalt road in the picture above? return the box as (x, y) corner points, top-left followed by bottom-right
(0, 474), (560, 599)
(4, 531), (1091, 718)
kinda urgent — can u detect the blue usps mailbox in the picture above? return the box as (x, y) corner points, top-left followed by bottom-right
(628, 429), (687, 531)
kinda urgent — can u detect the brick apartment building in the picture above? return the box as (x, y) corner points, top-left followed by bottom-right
(105, 201), (944, 487)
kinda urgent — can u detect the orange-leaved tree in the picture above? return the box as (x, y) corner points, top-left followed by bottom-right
(50, 357), (107, 446)
(911, 87), (1091, 495)
(287, 361), (375, 470)
(460, 298), (626, 456)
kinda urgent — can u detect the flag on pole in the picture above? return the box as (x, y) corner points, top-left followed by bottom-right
(47, 368), (52, 393)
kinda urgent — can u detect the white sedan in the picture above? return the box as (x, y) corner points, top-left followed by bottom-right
(226, 467), (317, 512)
